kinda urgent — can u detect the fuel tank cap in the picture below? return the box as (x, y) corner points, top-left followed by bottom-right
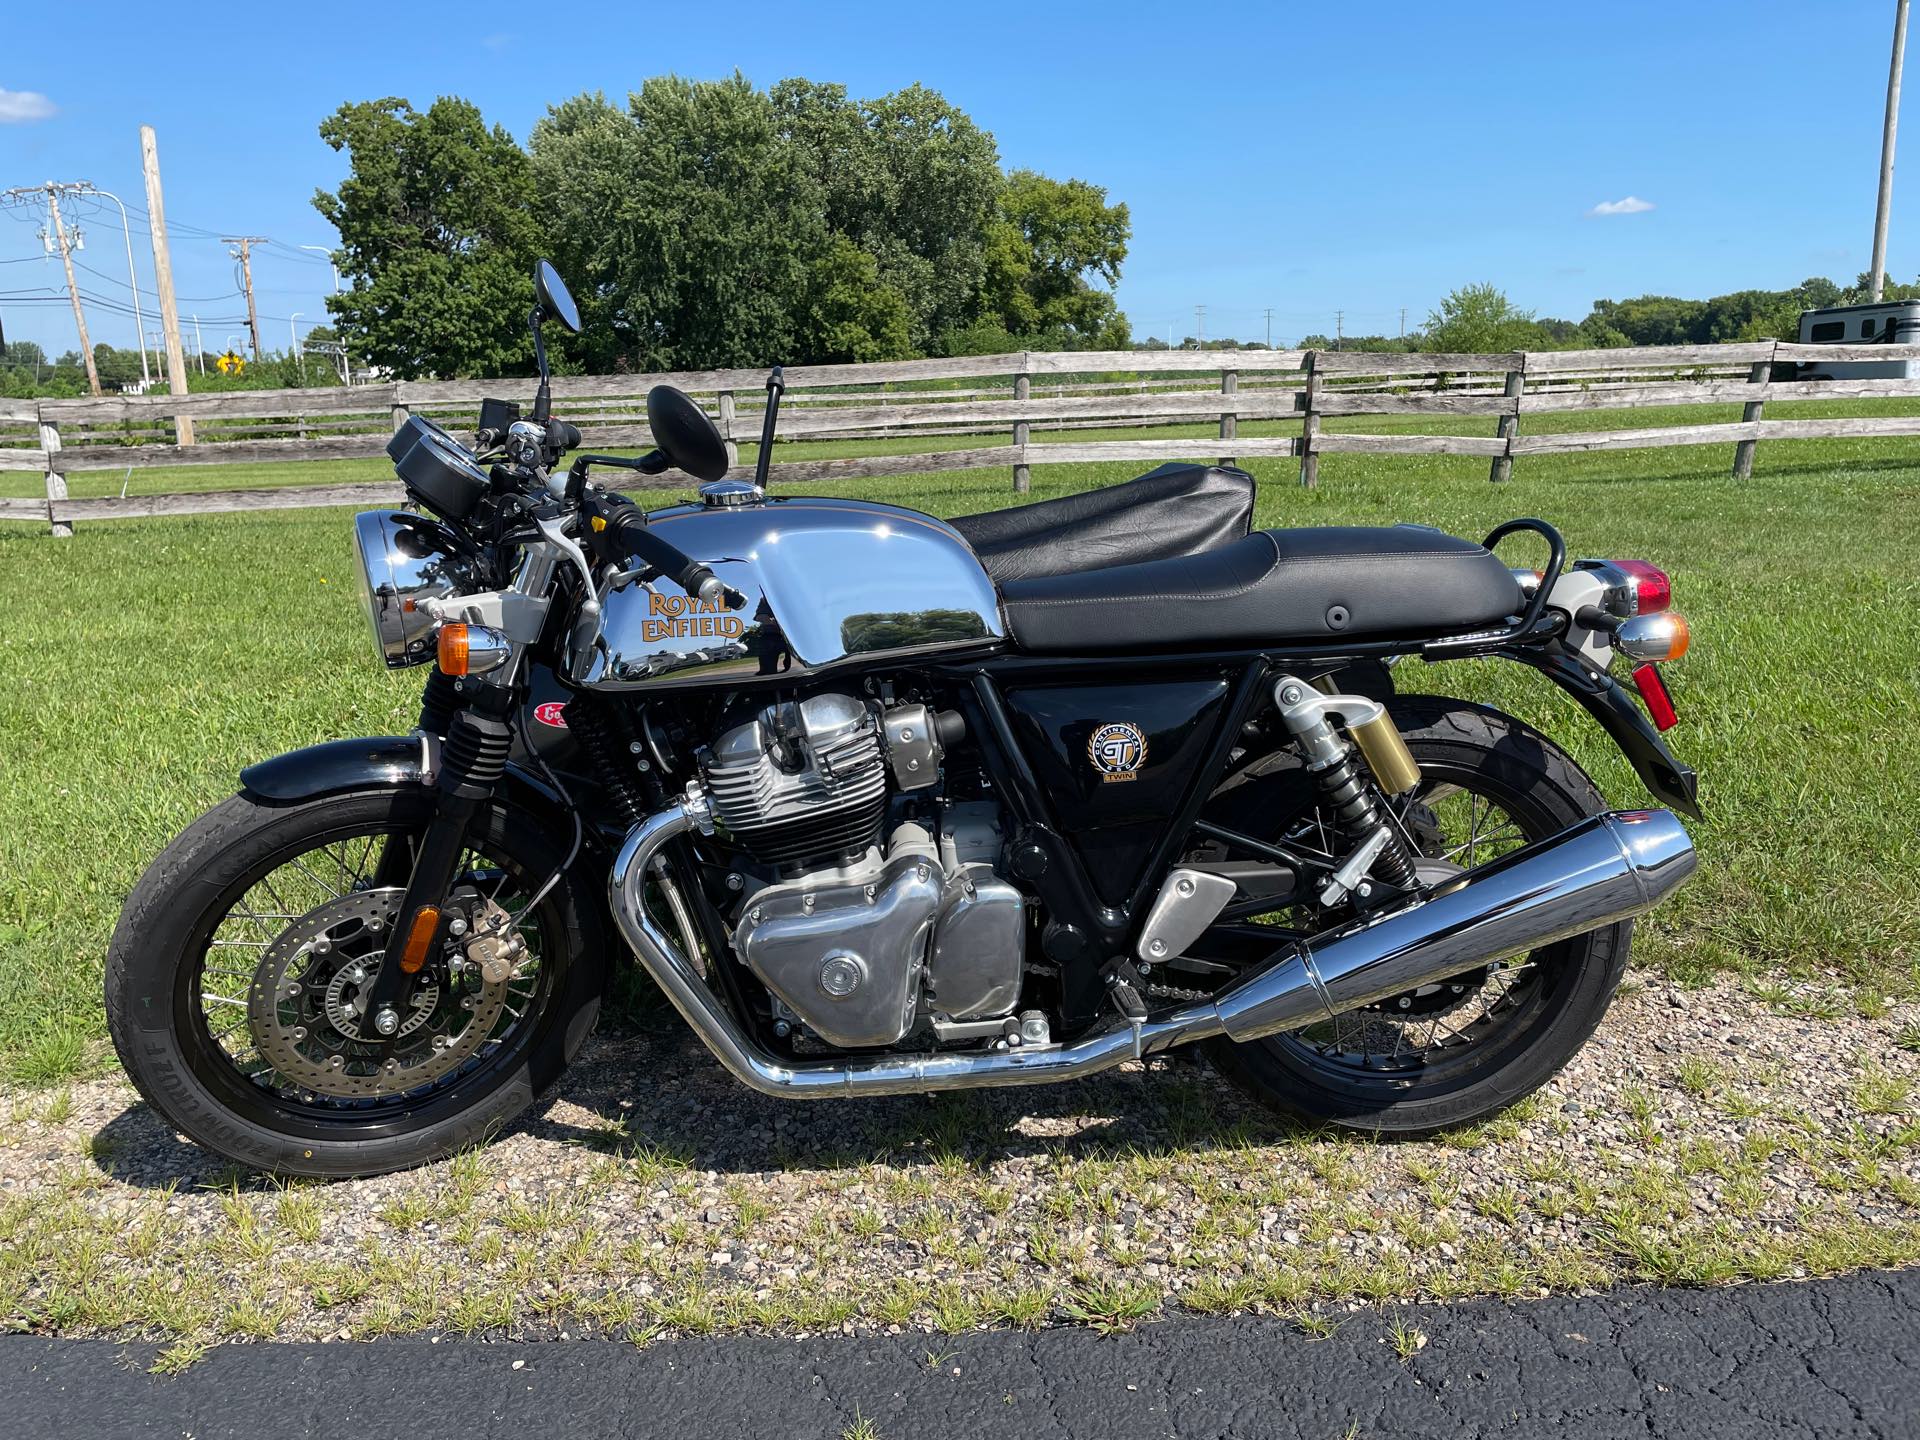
(699, 479), (766, 508)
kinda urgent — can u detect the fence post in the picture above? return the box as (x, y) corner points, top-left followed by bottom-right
(717, 390), (739, 471)
(38, 412), (71, 539)
(1731, 342), (1775, 481)
(390, 384), (411, 434)
(1219, 368), (1238, 467)
(1297, 352), (1321, 488)
(1012, 356), (1032, 493)
(1489, 364), (1524, 483)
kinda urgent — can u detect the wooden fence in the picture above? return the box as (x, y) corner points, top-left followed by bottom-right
(4, 338), (1918, 534)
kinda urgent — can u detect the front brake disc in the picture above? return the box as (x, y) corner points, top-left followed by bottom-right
(243, 888), (508, 1099)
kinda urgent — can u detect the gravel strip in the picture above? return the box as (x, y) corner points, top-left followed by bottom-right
(2, 972), (1915, 1348)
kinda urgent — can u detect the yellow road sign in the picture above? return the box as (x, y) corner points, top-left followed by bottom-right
(217, 351), (245, 375)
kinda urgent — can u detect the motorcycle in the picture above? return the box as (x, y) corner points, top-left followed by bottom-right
(106, 261), (1700, 1177)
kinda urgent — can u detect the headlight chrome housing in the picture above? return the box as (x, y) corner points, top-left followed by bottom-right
(352, 510), (463, 669)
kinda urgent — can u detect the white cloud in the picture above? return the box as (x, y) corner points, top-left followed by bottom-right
(1588, 195), (1656, 217)
(0, 88), (56, 123)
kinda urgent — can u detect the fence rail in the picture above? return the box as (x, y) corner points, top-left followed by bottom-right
(5, 337), (1919, 532)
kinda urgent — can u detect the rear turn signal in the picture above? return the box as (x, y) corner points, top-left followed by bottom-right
(1610, 559), (1671, 615)
(1632, 663), (1679, 731)
(1615, 612), (1690, 663)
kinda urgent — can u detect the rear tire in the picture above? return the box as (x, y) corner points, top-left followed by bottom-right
(1200, 696), (1629, 1135)
(105, 786), (606, 1178)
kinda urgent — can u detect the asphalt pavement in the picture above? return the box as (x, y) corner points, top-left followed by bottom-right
(5, 1268), (1916, 1438)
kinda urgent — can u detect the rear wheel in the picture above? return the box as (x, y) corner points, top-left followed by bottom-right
(105, 786), (606, 1177)
(1198, 696), (1629, 1134)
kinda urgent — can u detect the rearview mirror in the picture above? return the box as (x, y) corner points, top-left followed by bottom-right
(533, 259), (581, 334)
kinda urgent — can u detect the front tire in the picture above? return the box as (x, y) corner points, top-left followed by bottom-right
(105, 786), (606, 1177)
(1199, 696), (1630, 1135)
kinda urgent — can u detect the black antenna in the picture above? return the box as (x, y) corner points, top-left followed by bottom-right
(753, 366), (784, 490)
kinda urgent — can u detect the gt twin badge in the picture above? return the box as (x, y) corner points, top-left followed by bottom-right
(1088, 721), (1148, 783)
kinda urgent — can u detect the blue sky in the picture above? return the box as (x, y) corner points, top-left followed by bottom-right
(0, 1), (1909, 357)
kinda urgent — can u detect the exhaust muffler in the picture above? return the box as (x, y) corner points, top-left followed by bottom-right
(609, 803), (1695, 1099)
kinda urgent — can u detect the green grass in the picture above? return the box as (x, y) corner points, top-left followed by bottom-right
(0, 429), (1917, 1082)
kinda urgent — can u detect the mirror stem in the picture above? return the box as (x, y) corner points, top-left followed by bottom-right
(530, 308), (551, 422)
(753, 365), (784, 490)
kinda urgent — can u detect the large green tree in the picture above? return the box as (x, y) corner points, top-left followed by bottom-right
(324, 78), (1136, 375)
(1424, 284), (1541, 353)
(314, 97), (541, 378)
(531, 75), (827, 371)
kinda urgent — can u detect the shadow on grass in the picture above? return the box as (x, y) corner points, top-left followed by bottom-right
(86, 1007), (1305, 1192)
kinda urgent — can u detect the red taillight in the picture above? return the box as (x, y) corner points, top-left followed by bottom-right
(1612, 559), (1671, 615)
(1632, 662), (1679, 731)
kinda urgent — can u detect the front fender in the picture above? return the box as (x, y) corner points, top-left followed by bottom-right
(1509, 651), (1702, 819)
(240, 734), (571, 826)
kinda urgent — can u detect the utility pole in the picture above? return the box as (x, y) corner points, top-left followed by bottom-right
(1195, 304), (1206, 348)
(1334, 310), (1345, 351)
(4, 184), (103, 394)
(190, 313), (205, 373)
(1872, 0), (1911, 300)
(1399, 307), (1408, 341)
(224, 235), (268, 359)
(1263, 307), (1274, 349)
(140, 126), (195, 443)
(44, 189), (101, 396)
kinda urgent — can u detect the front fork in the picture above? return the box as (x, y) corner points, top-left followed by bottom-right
(357, 680), (516, 1047)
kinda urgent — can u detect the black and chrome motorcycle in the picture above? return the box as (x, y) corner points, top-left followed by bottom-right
(107, 262), (1701, 1176)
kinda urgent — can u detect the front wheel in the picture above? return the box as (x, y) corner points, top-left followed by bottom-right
(1197, 696), (1630, 1135)
(105, 786), (606, 1177)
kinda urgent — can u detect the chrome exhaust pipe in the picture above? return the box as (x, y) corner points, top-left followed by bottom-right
(609, 804), (1695, 1099)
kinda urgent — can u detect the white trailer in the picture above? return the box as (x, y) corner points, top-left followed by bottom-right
(1790, 299), (1920, 378)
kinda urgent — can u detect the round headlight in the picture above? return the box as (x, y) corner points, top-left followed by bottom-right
(351, 510), (462, 669)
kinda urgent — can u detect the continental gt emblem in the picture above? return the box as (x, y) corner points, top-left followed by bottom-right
(1088, 722), (1147, 783)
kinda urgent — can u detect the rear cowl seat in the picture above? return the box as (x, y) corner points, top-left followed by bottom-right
(998, 525), (1523, 654)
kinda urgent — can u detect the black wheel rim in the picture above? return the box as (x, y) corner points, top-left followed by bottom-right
(177, 814), (559, 1130)
(1233, 757), (1581, 1096)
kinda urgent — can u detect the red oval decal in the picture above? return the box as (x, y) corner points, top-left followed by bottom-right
(533, 701), (569, 729)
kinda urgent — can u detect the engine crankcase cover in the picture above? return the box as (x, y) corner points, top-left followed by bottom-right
(735, 836), (943, 1049)
(927, 865), (1026, 1022)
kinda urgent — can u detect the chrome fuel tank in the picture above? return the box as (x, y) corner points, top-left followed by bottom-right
(567, 493), (1005, 691)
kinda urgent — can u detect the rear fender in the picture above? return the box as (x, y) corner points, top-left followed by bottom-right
(1507, 651), (1702, 819)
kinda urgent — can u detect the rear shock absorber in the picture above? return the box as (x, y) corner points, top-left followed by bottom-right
(1272, 675), (1421, 896)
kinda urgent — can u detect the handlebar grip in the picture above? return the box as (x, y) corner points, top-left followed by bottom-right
(547, 419), (582, 451)
(607, 512), (730, 604)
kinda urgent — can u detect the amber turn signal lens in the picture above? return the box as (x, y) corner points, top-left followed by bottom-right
(398, 905), (442, 975)
(436, 623), (470, 675)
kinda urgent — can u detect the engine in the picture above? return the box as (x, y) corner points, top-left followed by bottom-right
(703, 693), (1028, 1050)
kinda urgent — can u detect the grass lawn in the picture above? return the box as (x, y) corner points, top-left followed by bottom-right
(1, 431), (1917, 1085)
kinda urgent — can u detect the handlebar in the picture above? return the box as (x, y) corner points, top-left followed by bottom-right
(602, 507), (732, 606)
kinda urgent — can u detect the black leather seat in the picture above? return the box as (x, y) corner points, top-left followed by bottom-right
(951, 463), (1253, 583)
(999, 525), (1524, 654)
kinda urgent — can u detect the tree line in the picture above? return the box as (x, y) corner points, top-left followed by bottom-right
(315, 79), (1132, 380)
(1288, 275), (1920, 355)
(0, 338), (344, 399)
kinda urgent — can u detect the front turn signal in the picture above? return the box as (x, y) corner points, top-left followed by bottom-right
(1615, 612), (1689, 663)
(437, 623), (471, 675)
(435, 623), (512, 677)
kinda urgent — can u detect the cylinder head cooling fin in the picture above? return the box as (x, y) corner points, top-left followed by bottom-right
(704, 693), (888, 867)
